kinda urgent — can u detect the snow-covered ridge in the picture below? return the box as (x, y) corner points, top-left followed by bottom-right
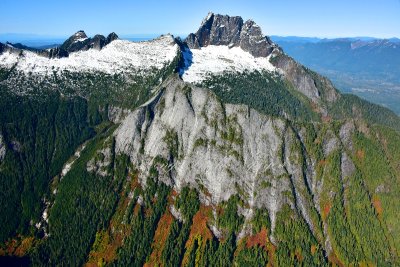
(181, 45), (277, 83)
(0, 35), (178, 75)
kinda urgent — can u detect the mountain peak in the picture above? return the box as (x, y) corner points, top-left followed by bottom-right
(74, 30), (88, 39)
(106, 32), (119, 43)
(60, 30), (90, 52)
(200, 11), (214, 26)
(59, 31), (118, 54)
(185, 13), (276, 57)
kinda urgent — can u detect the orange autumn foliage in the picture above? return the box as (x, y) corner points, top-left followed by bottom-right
(181, 205), (213, 266)
(187, 206), (213, 246)
(246, 227), (268, 249)
(322, 202), (332, 220)
(322, 115), (332, 123)
(86, 171), (141, 266)
(356, 149), (365, 160)
(372, 195), (383, 217)
(85, 230), (123, 266)
(129, 171), (141, 190)
(0, 236), (36, 257)
(318, 159), (327, 167)
(133, 203), (141, 216)
(236, 227), (276, 266)
(13, 237), (35, 257)
(311, 244), (317, 256)
(295, 248), (304, 262)
(146, 211), (174, 267)
(328, 251), (345, 267)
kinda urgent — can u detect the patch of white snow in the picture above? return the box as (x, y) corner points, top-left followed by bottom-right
(73, 37), (88, 43)
(0, 134), (5, 162)
(60, 143), (87, 178)
(181, 45), (276, 83)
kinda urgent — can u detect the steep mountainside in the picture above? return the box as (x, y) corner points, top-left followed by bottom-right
(0, 13), (399, 266)
(273, 37), (400, 114)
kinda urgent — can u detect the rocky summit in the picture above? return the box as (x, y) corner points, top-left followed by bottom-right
(185, 12), (276, 57)
(59, 30), (119, 54)
(0, 12), (399, 267)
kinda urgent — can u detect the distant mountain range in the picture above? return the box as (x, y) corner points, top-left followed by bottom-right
(271, 36), (400, 114)
(271, 36), (400, 43)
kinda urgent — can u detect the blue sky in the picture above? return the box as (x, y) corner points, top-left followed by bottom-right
(0, 0), (399, 38)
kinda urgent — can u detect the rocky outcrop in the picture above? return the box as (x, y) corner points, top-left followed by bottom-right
(323, 130), (340, 156)
(37, 47), (69, 59)
(239, 20), (275, 57)
(184, 33), (201, 49)
(341, 152), (355, 179)
(272, 54), (321, 101)
(60, 30), (119, 53)
(89, 34), (107, 50)
(185, 12), (276, 57)
(107, 106), (130, 123)
(271, 53), (340, 104)
(87, 145), (112, 177)
(106, 32), (119, 44)
(339, 120), (355, 151)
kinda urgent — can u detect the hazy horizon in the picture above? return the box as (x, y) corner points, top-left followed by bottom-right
(1, 0), (399, 39)
(1, 32), (399, 48)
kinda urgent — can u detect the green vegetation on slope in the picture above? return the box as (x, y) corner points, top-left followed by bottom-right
(200, 71), (319, 122)
(0, 88), (94, 243)
(330, 94), (400, 131)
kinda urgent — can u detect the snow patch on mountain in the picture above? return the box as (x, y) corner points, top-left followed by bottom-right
(0, 35), (178, 75)
(181, 45), (276, 83)
(73, 37), (88, 44)
(60, 143), (87, 179)
(0, 134), (5, 162)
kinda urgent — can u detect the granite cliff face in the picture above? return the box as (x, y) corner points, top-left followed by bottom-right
(110, 74), (361, 254)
